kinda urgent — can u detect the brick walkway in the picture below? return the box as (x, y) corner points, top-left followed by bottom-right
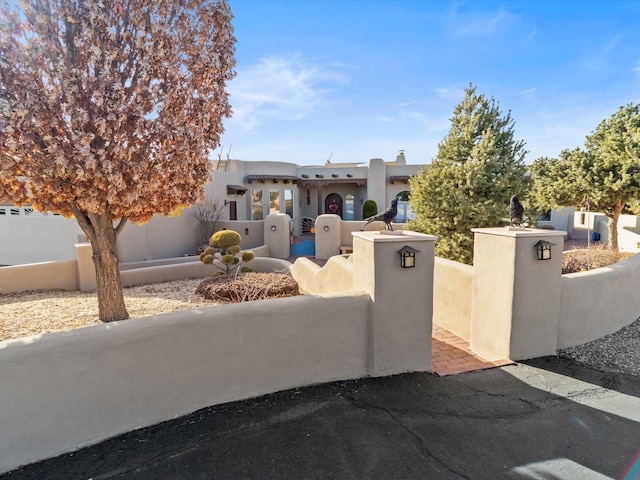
(432, 324), (513, 376)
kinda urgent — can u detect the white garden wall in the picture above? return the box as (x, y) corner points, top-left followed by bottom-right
(0, 208), (84, 265)
(558, 253), (640, 349)
(0, 294), (371, 474)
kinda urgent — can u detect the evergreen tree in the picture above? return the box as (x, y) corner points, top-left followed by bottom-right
(531, 103), (640, 251)
(409, 84), (529, 264)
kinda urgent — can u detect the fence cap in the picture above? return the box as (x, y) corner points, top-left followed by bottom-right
(352, 230), (437, 243)
(471, 227), (566, 239)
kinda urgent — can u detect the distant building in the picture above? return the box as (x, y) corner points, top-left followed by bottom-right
(0, 153), (422, 264)
(206, 151), (420, 228)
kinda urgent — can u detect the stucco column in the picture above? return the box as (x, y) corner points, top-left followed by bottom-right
(75, 243), (96, 291)
(351, 230), (436, 376)
(314, 214), (342, 260)
(366, 158), (386, 211)
(470, 228), (566, 361)
(264, 214), (291, 259)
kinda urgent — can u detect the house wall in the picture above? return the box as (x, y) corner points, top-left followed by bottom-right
(537, 206), (575, 235)
(0, 208), (84, 265)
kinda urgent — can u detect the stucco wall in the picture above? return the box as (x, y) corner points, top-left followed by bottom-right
(290, 255), (356, 295)
(0, 249), (279, 295)
(537, 206), (574, 235)
(0, 211), (84, 265)
(117, 212), (201, 263)
(558, 253), (640, 349)
(0, 294), (371, 474)
(433, 257), (473, 340)
(0, 260), (79, 294)
(217, 220), (265, 249)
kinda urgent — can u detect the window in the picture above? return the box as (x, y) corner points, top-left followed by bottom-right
(251, 189), (263, 220)
(395, 191), (415, 223)
(269, 189), (280, 215)
(284, 189), (294, 217)
(345, 194), (355, 220)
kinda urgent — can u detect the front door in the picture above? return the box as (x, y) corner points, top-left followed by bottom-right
(229, 201), (237, 221)
(325, 193), (343, 218)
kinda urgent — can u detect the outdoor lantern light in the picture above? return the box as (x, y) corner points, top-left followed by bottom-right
(271, 225), (277, 232)
(224, 200), (229, 206)
(398, 245), (420, 268)
(534, 240), (555, 260)
(324, 225), (330, 232)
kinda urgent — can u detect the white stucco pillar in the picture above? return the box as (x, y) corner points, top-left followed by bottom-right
(264, 214), (291, 259)
(74, 243), (96, 291)
(314, 214), (342, 260)
(470, 228), (566, 361)
(351, 230), (436, 376)
(366, 158), (387, 213)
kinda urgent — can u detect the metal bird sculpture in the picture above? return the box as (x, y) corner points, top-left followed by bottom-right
(363, 198), (398, 231)
(508, 195), (525, 226)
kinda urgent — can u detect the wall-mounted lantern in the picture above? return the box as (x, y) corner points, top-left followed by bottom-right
(398, 245), (420, 268)
(224, 200), (229, 206)
(271, 225), (277, 232)
(534, 240), (555, 260)
(323, 225), (330, 232)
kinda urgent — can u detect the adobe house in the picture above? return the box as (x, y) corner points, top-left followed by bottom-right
(207, 151), (420, 228)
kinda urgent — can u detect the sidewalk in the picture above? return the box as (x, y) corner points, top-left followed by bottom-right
(2, 357), (639, 480)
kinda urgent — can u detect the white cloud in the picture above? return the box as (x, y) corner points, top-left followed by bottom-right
(433, 85), (466, 100)
(227, 54), (350, 131)
(633, 60), (640, 77)
(448, 5), (519, 38)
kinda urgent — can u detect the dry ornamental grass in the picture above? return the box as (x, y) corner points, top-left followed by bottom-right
(562, 245), (634, 274)
(196, 273), (300, 303)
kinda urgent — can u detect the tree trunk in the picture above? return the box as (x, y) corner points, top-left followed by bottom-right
(71, 203), (129, 322)
(90, 219), (129, 322)
(608, 201), (624, 252)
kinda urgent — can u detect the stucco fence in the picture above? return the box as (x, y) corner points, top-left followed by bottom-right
(2, 226), (640, 473)
(0, 231), (435, 474)
(432, 237), (640, 353)
(0, 293), (373, 474)
(0, 244), (272, 295)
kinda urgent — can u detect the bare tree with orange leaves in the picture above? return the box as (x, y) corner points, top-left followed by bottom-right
(0, 0), (236, 321)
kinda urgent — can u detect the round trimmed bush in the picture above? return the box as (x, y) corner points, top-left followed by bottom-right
(210, 230), (241, 249)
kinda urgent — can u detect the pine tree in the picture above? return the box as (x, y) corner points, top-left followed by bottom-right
(409, 84), (529, 264)
(531, 103), (640, 251)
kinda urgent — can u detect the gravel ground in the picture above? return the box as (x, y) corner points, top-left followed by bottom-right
(558, 317), (640, 376)
(0, 278), (217, 342)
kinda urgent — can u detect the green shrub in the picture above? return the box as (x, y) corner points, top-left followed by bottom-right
(363, 200), (377, 219)
(199, 229), (255, 274)
(210, 230), (242, 249)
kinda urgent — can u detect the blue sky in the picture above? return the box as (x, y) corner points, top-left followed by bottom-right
(219, 0), (640, 166)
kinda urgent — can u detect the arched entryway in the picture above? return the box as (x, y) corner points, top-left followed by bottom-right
(324, 193), (343, 218)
